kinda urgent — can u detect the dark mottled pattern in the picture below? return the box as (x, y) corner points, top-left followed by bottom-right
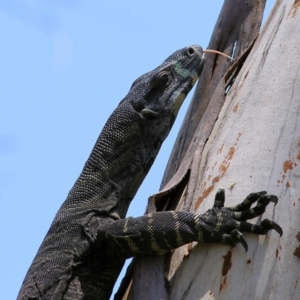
(17, 45), (205, 300)
(95, 189), (282, 257)
(17, 45), (282, 300)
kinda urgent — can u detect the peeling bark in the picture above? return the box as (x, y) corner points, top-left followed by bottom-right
(167, 0), (300, 299)
(117, 1), (270, 299)
(167, 1), (300, 298)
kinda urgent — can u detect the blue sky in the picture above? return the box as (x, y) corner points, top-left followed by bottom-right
(0, 1), (274, 298)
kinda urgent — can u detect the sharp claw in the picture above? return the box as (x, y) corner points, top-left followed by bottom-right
(231, 229), (248, 252)
(261, 219), (283, 237)
(239, 234), (248, 252)
(214, 188), (225, 208)
(269, 195), (279, 206)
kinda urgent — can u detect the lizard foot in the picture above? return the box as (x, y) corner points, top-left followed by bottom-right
(199, 188), (282, 251)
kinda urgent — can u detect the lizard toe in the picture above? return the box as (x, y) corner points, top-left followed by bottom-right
(231, 229), (248, 252)
(261, 218), (283, 236)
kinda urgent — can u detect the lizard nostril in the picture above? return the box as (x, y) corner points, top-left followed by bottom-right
(187, 47), (195, 56)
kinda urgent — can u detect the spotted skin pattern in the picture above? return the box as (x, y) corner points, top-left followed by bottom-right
(17, 44), (282, 300)
(99, 189), (282, 257)
(17, 45), (205, 300)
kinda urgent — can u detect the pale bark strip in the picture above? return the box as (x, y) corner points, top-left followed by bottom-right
(169, 0), (300, 299)
(120, 1), (268, 299)
(149, 0), (267, 214)
(159, 0), (267, 190)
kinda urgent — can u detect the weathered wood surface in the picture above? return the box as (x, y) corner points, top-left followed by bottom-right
(120, 0), (300, 299)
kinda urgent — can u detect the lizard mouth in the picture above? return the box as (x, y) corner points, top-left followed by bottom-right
(169, 46), (204, 116)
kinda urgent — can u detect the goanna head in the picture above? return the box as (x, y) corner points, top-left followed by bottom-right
(86, 46), (205, 218)
(119, 45), (205, 141)
(59, 45), (204, 218)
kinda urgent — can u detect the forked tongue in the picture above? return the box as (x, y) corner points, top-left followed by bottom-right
(203, 49), (233, 60)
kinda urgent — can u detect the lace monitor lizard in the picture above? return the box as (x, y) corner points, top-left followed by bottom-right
(17, 45), (282, 300)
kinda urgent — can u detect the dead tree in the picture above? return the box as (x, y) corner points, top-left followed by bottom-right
(118, 1), (300, 299)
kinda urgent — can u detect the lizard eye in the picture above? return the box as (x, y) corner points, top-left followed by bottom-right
(158, 71), (172, 87)
(149, 69), (172, 90)
(160, 74), (169, 86)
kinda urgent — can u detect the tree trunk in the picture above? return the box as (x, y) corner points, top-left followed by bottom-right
(119, 0), (300, 299)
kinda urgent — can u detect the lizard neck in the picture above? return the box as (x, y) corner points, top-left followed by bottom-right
(59, 102), (171, 219)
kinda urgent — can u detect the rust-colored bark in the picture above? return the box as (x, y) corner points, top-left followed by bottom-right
(117, 1), (267, 299)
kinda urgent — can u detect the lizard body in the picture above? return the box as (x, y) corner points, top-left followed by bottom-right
(18, 45), (282, 300)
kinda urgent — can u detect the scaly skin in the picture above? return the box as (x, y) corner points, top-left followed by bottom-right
(17, 45), (282, 300)
(18, 45), (204, 300)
